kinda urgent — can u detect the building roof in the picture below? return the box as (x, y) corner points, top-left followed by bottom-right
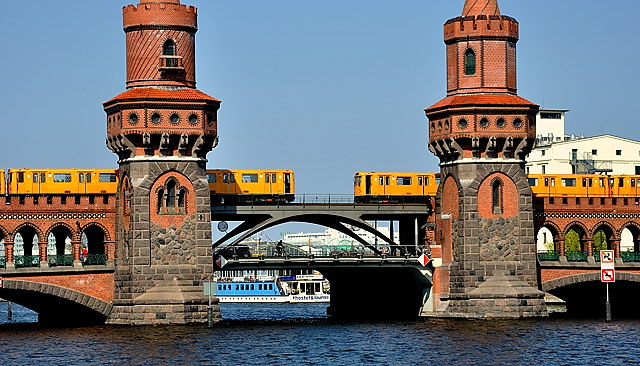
(426, 94), (537, 112)
(104, 88), (219, 105)
(536, 134), (640, 147)
(462, 0), (501, 17)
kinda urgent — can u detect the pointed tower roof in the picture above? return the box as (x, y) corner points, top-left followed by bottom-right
(462, 0), (501, 17)
(139, 0), (180, 4)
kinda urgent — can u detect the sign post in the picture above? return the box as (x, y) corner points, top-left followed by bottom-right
(203, 281), (217, 328)
(600, 250), (615, 322)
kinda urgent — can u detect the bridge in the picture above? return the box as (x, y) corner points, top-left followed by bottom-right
(3, 0), (640, 324)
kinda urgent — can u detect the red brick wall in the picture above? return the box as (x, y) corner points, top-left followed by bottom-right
(149, 171), (196, 228)
(9, 273), (114, 303)
(478, 172), (518, 218)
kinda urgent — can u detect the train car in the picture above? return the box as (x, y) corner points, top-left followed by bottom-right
(0, 169), (5, 195)
(527, 174), (640, 198)
(353, 172), (440, 204)
(7, 169), (118, 194)
(208, 169), (295, 204)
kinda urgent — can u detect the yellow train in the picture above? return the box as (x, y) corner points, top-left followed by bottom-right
(353, 172), (440, 203)
(527, 174), (640, 197)
(208, 169), (295, 204)
(6, 169), (118, 194)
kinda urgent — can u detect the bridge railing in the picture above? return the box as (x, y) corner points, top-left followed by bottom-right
(293, 194), (354, 205)
(83, 254), (108, 266)
(622, 251), (640, 262)
(537, 250), (560, 261)
(222, 244), (423, 259)
(49, 254), (74, 267)
(14, 255), (40, 268)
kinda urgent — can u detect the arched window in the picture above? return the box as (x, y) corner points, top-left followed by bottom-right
(492, 179), (502, 215)
(178, 189), (186, 208)
(157, 189), (164, 213)
(163, 40), (176, 56)
(465, 49), (476, 75)
(166, 180), (176, 208)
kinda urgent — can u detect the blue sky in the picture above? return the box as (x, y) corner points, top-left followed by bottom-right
(1, 0), (638, 196)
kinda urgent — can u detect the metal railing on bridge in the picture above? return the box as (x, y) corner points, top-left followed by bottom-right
(10, 254), (108, 269)
(214, 194), (431, 206)
(538, 250), (640, 263)
(219, 242), (424, 260)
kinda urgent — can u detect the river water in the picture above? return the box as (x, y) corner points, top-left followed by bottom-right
(0, 302), (637, 365)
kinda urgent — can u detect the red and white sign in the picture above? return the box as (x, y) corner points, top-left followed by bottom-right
(418, 254), (430, 267)
(601, 250), (615, 265)
(601, 268), (616, 283)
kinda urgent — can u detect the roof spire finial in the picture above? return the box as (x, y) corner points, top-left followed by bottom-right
(462, 0), (501, 17)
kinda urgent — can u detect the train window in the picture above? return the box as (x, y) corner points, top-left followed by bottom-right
(551, 178), (555, 187)
(17, 172), (24, 183)
(354, 176), (361, 187)
(619, 178), (625, 188)
(242, 174), (259, 183)
(379, 177), (384, 185)
(99, 173), (116, 183)
(527, 178), (538, 186)
(386, 177), (390, 185)
(397, 177), (412, 185)
(632, 179), (636, 188)
(86, 173), (92, 183)
(272, 174), (277, 183)
(223, 174), (229, 183)
(265, 174), (269, 183)
(544, 178), (549, 187)
(436, 177), (441, 185)
(418, 177), (423, 185)
(33, 174), (38, 183)
(207, 174), (217, 183)
(561, 178), (576, 187)
(230, 174), (236, 184)
(79, 174), (84, 183)
(599, 178), (605, 187)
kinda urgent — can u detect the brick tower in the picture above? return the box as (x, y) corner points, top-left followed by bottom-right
(423, 0), (547, 318)
(103, 0), (221, 324)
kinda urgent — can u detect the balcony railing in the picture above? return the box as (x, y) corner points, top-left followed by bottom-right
(159, 56), (184, 71)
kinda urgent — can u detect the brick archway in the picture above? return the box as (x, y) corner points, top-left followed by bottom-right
(543, 272), (640, 292)
(0, 279), (113, 324)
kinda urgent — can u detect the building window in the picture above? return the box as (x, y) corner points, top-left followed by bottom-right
(159, 178), (186, 214)
(541, 150), (546, 156)
(592, 149), (598, 156)
(542, 165), (546, 174)
(616, 150), (622, 156)
(163, 40), (176, 56)
(540, 112), (561, 119)
(492, 179), (502, 215)
(464, 49), (476, 75)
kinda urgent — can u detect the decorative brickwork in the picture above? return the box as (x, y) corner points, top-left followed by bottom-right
(423, 0), (546, 318)
(105, 0), (221, 325)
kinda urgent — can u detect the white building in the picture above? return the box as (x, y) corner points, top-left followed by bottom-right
(526, 110), (640, 175)
(283, 225), (396, 249)
(528, 109), (640, 252)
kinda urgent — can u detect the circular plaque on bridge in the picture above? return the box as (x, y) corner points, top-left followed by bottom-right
(217, 221), (229, 232)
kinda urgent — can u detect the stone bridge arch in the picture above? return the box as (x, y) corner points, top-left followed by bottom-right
(0, 279), (113, 325)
